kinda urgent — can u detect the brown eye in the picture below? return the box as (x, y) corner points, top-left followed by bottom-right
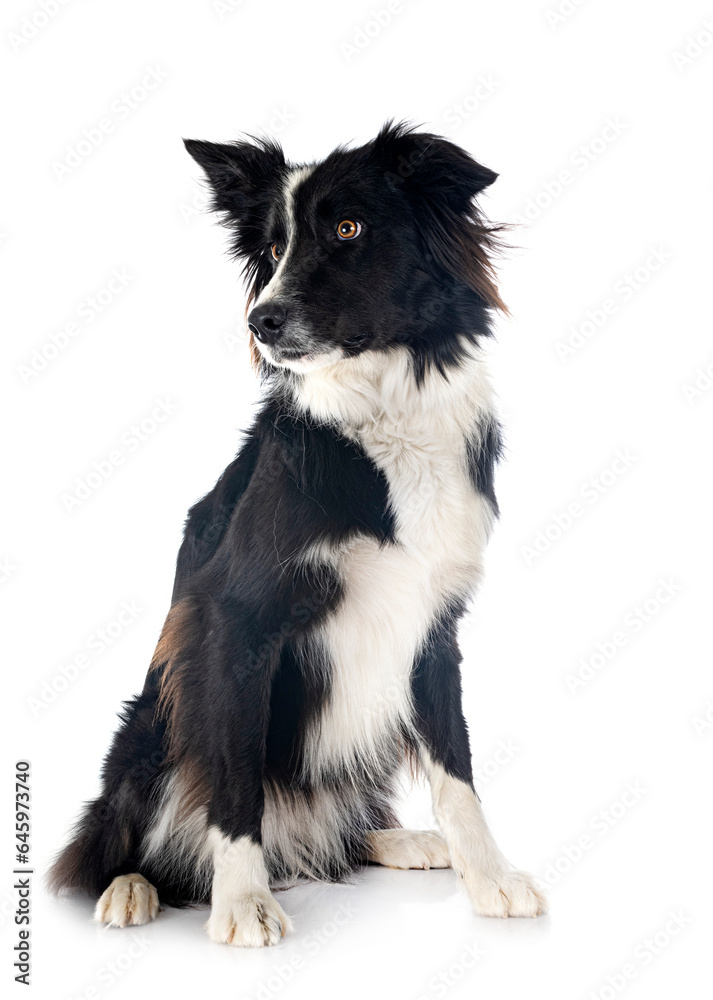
(336, 219), (361, 240)
(271, 243), (282, 261)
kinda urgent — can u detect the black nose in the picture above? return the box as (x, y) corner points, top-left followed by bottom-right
(247, 303), (287, 345)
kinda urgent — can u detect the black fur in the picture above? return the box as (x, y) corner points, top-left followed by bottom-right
(466, 418), (504, 516)
(48, 122), (506, 913)
(184, 120), (506, 376)
(410, 598), (474, 787)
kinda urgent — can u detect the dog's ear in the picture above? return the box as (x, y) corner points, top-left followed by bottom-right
(372, 122), (507, 312)
(184, 138), (287, 371)
(374, 121), (497, 212)
(183, 137), (286, 218)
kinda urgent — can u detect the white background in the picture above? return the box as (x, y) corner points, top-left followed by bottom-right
(3, 0), (712, 997)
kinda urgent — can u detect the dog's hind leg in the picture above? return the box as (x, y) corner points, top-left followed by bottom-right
(94, 873), (159, 927)
(364, 829), (451, 870)
(47, 674), (171, 914)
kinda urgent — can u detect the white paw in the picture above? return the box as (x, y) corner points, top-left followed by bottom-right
(94, 874), (159, 928)
(465, 868), (548, 918)
(206, 890), (292, 947)
(367, 829), (451, 870)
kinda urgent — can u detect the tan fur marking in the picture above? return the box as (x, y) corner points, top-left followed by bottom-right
(451, 222), (510, 315)
(151, 597), (197, 730)
(175, 757), (210, 823)
(245, 290), (261, 370)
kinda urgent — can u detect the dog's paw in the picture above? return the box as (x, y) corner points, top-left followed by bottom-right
(206, 890), (292, 947)
(94, 874), (159, 928)
(465, 868), (548, 918)
(366, 829), (451, 870)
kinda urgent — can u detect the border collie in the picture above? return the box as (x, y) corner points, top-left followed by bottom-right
(49, 122), (547, 946)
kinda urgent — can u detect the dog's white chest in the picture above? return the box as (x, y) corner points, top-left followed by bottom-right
(359, 414), (492, 587)
(297, 350), (497, 777)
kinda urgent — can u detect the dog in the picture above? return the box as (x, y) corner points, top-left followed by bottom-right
(49, 122), (547, 946)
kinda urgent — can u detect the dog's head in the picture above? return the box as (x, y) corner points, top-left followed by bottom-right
(184, 122), (505, 377)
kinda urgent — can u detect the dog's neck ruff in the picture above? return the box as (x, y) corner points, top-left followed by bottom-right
(287, 344), (496, 440)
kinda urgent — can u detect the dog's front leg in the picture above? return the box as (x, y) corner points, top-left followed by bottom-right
(206, 831), (291, 947)
(201, 615), (292, 947)
(420, 752), (547, 918)
(412, 619), (547, 918)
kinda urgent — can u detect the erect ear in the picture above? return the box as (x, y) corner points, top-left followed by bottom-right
(373, 121), (497, 214)
(183, 137), (286, 218)
(372, 122), (507, 313)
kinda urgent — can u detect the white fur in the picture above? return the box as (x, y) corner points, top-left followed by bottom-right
(140, 768), (212, 897)
(141, 769), (208, 862)
(94, 873), (159, 928)
(262, 779), (388, 884)
(206, 830), (292, 947)
(254, 164), (313, 313)
(140, 764), (392, 889)
(421, 751), (547, 917)
(253, 164), (346, 373)
(365, 828), (451, 870)
(265, 346), (344, 372)
(294, 346), (497, 778)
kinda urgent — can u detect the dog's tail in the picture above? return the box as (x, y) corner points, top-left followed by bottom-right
(47, 680), (168, 899)
(46, 793), (138, 898)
